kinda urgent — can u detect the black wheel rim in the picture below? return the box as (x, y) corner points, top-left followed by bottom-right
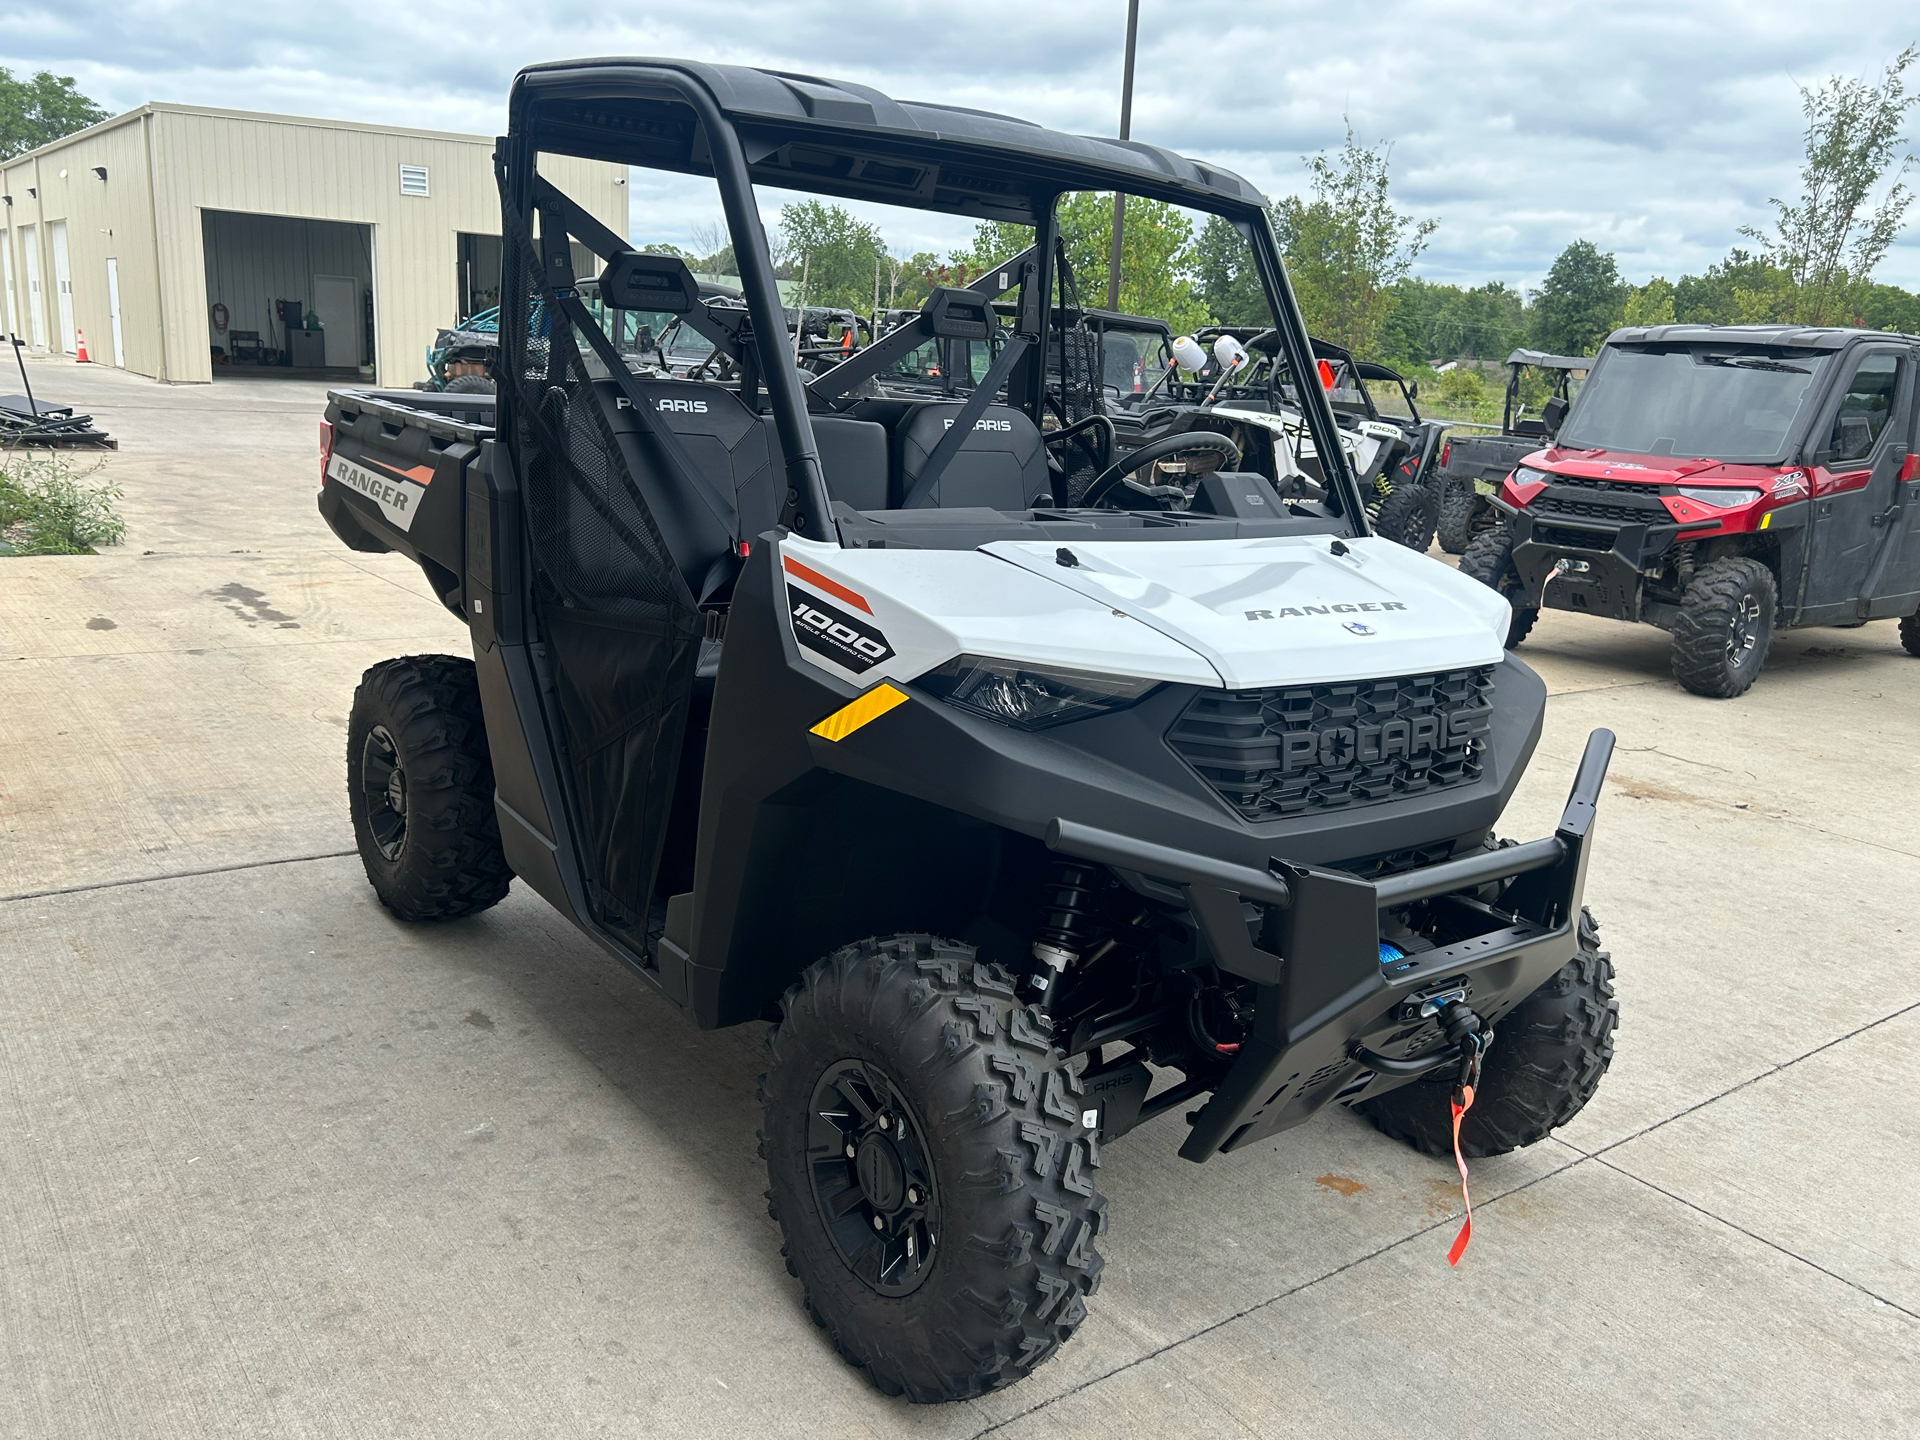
(359, 723), (408, 861)
(1727, 593), (1763, 665)
(807, 1058), (942, 1297)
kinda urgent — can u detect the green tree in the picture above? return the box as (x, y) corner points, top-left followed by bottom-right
(1193, 215), (1267, 326)
(0, 68), (109, 162)
(1531, 240), (1627, 353)
(951, 195), (1209, 332)
(777, 200), (885, 311)
(1272, 124), (1436, 357)
(1621, 277), (1676, 328)
(1741, 45), (1920, 325)
(1859, 281), (1920, 332)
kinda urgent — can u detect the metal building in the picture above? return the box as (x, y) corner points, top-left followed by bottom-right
(0, 105), (625, 386)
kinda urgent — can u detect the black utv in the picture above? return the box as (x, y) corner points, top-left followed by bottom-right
(317, 57), (1621, 1401)
(1434, 349), (1592, 554)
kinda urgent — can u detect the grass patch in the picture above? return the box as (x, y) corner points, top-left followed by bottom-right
(0, 452), (127, 556)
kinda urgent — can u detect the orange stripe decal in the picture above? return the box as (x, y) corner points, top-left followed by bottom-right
(783, 555), (872, 613)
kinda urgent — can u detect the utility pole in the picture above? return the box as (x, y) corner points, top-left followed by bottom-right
(1105, 0), (1140, 312)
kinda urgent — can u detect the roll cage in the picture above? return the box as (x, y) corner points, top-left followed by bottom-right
(499, 58), (1366, 542)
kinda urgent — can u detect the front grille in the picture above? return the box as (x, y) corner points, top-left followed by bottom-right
(1551, 476), (1657, 496)
(1533, 523), (1615, 551)
(1169, 668), (1495, 820)
(1535, 495), (1656, 524)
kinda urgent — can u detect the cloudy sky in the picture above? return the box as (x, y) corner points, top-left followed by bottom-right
(7, 1), (1918, 291)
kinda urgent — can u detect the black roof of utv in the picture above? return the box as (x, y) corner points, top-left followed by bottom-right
(1603, 323), (1919, 350)
(511, 57), (1268, 223)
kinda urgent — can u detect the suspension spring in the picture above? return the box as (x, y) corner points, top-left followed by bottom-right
(1029, 860), (1103, 998)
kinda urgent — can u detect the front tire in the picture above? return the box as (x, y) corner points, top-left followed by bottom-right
(1372, 480), (1438, 552)
(1458, 526), (1538, 648)
(761, 936), (1106, 1402)
(1436, 479), (1480, 554)
(347, 655), (511, 920)
(1898, 611), (1920, 657)
(1670, 556), (1777, 698)
(1357, 909), (1617, 1158)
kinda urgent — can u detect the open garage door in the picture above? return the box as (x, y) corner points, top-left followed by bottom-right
(202, 210), (372, 380)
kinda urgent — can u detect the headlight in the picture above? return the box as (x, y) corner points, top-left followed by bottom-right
(1676, 486), (1763, 508)
(1513, 466), (1553, 486)
(916, 655), (1160, 730)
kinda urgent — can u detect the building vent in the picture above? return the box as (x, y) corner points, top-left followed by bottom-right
(398, 165), (430, 197)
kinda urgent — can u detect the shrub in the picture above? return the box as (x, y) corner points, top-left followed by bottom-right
(0, 452), (126, 555)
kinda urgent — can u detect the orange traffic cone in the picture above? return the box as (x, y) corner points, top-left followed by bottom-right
(74, 328), (91, 363)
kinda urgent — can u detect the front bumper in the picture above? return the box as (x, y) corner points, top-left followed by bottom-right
(1047, 727), (1614, 1161)
(1507, 502), (1715, 623)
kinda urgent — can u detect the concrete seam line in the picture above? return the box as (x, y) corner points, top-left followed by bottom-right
(0, 850), (357, 904)
(1568, 999), (1920, 1163)
(966, 1150), (1589, 1439)
(1587, 1153), (1920, 1321)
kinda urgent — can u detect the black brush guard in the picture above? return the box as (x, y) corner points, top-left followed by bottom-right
(1046, 728), (1614, 1161)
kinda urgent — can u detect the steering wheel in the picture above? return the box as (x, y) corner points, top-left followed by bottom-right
(1081, 431), (1242, 508)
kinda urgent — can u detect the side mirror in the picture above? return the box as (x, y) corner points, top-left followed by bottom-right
(1542, 395), (1570, 432)
(1407, 381), (1419, 399)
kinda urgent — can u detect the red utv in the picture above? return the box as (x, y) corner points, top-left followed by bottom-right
(1461, 324), (1920, 695)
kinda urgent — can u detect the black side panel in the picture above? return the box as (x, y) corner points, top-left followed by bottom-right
(498, 177), (702, 948)
(543, 607), (696, 939)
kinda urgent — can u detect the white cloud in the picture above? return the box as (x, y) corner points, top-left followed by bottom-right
(7, 0), (1917, 288)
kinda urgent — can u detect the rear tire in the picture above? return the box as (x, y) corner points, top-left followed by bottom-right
(444, 374), (495, 394)
(761, 936), (1106, 1402)
(1670, 556), (1776, 698)
(1372, 481), (1438, 552)
(1899, 611), (1920, 657)
(1436, 479), (1480, 555)
(1357, 909), (1617, 1159)
(1458, 526), (1537, 648)
(347, 655), (511, 920)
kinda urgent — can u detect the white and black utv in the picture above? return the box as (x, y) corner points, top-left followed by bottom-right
(317, 58), (1620, 1403)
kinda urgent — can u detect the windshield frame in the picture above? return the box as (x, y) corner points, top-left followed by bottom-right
(1556, 342), (1838, 467)
(506, 61), (1367, 546)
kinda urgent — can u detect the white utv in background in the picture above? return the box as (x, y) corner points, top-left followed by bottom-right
(317, 57), (1620, 1403)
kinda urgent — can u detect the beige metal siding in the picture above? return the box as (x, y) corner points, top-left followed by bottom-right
(2, 117), (163, 375)
(5, 105), (623, 385)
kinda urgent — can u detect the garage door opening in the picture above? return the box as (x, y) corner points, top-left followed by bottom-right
(203, 211), (373, 381)
(456, 233), (501, 323)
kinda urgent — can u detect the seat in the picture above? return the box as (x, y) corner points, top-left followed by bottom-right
(894, 402), (1050, 511)
(808, 415), (890, 512)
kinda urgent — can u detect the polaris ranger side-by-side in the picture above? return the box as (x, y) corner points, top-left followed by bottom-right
(1461, 324), (1920, 696)
(317, 58), (1621, 1402)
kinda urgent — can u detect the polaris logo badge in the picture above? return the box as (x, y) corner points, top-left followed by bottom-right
(1343, 621), (1375, 635)
(613, 396), (709, 413)
(942, 418), (1012, 431)
(1282, 708), (1488, 773)
(787, 585), (896, 674)
(1245, 601), (1407, 621)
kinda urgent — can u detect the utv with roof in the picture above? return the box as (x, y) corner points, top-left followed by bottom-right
(317, 57), (1622, 1402)
(1434, 349), (1592, 554)
(1461, 324), (1920, 695)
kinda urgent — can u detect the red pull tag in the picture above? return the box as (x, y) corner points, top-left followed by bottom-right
(1446, 1084), (1475, 1266)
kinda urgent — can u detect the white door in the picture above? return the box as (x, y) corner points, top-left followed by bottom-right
(313, 274), (358, 368)
(21, 225), (46, 351)
(50, 221), (74, 355)
(0, 234), (14, 341)
(105, 258), (125, 367)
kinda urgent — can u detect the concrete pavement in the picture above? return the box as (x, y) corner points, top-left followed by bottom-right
(2, 356), (1915, 1438)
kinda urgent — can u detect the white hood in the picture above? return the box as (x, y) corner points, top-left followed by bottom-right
(982, 535), (1510, 688)
(776, 533), (1509, 693)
